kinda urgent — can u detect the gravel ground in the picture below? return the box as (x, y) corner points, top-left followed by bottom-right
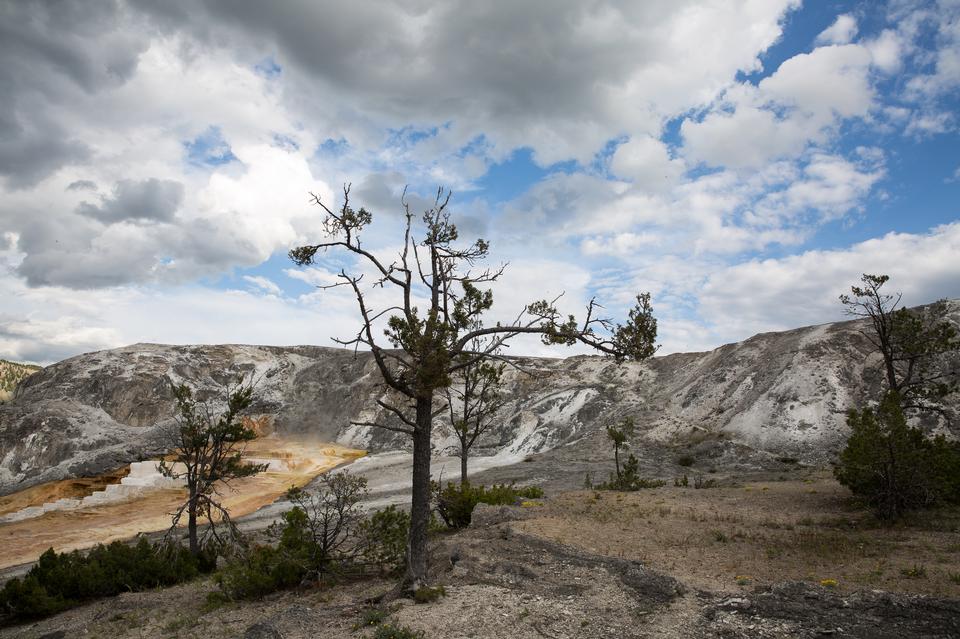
(4, 497), (959, 639)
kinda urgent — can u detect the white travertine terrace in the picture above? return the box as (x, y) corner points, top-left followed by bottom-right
(0, 461), (187, 523)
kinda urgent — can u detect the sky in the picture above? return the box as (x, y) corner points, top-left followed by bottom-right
(0, 0), (958, 365)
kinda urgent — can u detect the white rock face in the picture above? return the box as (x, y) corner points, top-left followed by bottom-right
(1, 304), (957, 495)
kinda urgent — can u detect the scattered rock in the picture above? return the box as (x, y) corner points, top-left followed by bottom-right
(471, 504), (528, 528)
(703, 581), (960, 638)
(243, 622), (282, 639)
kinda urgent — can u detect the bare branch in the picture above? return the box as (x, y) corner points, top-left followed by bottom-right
(290, 183), (660, 584)
(350, 420), (415, 436)
(376, 398), (417, 428)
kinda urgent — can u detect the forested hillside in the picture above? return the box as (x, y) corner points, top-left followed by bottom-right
(0, 360), (41, 402)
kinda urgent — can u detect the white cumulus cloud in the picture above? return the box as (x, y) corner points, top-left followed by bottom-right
(816, 14), (858, 45)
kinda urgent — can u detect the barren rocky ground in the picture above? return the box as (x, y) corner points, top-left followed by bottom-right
(4, 473), (959, 639)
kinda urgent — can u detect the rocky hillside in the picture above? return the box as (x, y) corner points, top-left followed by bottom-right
(0, 360), (41, 403)
(1, 307), (957, 495)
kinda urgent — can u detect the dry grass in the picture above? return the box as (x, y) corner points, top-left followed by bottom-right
(514, 471), (960, 597)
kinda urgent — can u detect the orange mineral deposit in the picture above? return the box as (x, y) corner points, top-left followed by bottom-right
(0, 436), (365, 569)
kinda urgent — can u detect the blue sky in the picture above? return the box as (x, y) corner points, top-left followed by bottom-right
(0, 0), (958, 364)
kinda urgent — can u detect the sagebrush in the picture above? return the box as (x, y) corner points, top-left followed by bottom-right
(217, 473), (410, 599)
(433, 481), (544, 528)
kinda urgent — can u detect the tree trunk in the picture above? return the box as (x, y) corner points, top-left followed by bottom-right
(876, 322), (899, 393)
(406, 393), (434, 588)
(460, 449), (468, 486)
(882, 350), (899, 394)
(614, 445), (621, 481)
(187, 487), (199, 556)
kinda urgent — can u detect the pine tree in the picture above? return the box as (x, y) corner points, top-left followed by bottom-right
(159, 381), (267, 555)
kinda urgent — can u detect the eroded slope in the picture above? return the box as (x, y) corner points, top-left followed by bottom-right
(2, 305), (957, 494)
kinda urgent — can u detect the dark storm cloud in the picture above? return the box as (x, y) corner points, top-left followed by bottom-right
(76, 178), (185, 224)
(0, 112), (91, 189)
(0, 1), (146, 186)
(67, 180), (98, 191)
(198, 1), (606, 99)
(351, 172), (407, 215)
(0, 0), (798, 292)
(0, 2), (143, 91)
(132, 0), (765, 163)
(13, 204), (153, 288)
(185, 0), (639, 110)
(452, 212), (488, 239)
(13, 211), (256, 290)
(7, 179), (253, 290)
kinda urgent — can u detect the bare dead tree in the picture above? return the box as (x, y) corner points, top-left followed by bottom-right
(289, 184), (659, 588)
(278, 472), (369, 575)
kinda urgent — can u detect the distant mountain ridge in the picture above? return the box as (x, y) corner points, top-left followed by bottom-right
(0, 360), (42, 403)
(0, 303), (957, 495)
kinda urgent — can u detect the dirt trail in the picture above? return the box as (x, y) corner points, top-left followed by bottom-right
(0, 438), (364, 569)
